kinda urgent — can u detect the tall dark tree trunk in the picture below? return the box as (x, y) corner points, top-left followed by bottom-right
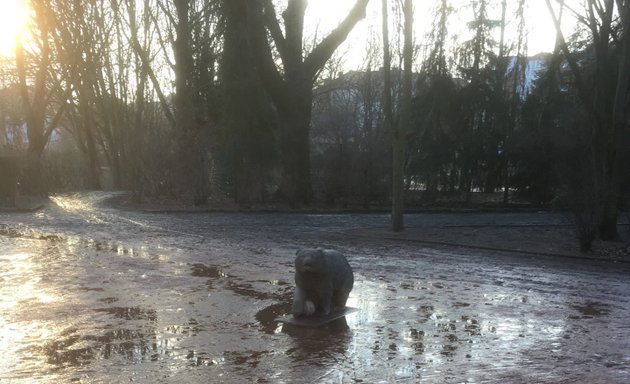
(382, 0), (394, 228)
(276, 89), (313, 203)
(173, 0), (208, 204)
(15, 5), (57, 196)
(601, 0), (630, 239)
(502, 0), (527, 205)
(398, 0), (413, 228)
(78, 78), (102, 190)
(498, 0), (509, 204)
(546, 0), (630, 242)
(245, 0), (369, 205)
(132, 66), (149, 203)
(223, 0), (276, 204)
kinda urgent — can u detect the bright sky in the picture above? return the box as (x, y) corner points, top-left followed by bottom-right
(305, 0), (576, 69)
(0, 0), (575, 67)
(0, 0), (28, 58)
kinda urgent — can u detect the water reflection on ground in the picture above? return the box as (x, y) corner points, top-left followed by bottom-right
(1, 193), (629, 382)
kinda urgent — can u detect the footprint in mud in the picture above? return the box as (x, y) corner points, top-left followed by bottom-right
(224, 350), (272, 369)
(400, 281), (432, 291)
(190, 263), (230, 290)
(462, 315), (481, 336)
(164, 319), (202, 338)
(226, 281), (283, 301)
(187, 350), (218, 367)
(190, 263), (229, 278)
(98, 297), (119, 304)
(91, 240), (142, 256)
(569, 301), (611, 319)
(409, 328), (425, 353)
(94, 306), (158, 321)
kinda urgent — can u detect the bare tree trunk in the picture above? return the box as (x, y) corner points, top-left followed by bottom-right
(276, 86), (314, 205)
(245, 0), (369, 205)
(132, 67), (149, 203)
(77, 75), (102, 190)
(15, 5), (61, 196)
(602, 0), (630, 239)
(223, 0), (275, 204)
(389, 0), (412, 231)
(382, 0), (394, 228)
(172, 0), (209, 204)
(546, 0), (629, 242)
(115, 0), (152, 202)
(498, 0), (509, 204)
(124, 0), (176, 130)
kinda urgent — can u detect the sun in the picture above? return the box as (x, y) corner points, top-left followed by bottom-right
(0, 0), (29, 58)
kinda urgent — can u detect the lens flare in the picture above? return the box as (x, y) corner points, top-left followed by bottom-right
(0, 0), (29, 58)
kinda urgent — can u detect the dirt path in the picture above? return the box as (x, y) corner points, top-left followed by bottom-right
(1, 192), (629, 383)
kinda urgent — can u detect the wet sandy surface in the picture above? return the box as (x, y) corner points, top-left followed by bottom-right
(1, 192), (629, 383)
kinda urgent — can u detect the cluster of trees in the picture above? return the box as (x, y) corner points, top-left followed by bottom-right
(310, 0), (629, 248)
(0, 0), (629, 250)
(0, 0), (372, 206)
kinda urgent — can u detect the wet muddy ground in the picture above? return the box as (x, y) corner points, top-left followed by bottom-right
(1, 192), (629, 383)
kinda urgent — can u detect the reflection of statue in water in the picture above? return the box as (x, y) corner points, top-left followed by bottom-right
(292, 249), (354, 317)
(282, 316), (352, 366)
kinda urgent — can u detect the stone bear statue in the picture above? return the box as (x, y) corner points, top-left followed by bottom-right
(292, 248), (354, 317)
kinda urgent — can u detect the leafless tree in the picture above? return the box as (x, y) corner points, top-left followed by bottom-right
(16, 1), (67, 195)
(244, 0), (370, 205)
(546, 0), (630, 243)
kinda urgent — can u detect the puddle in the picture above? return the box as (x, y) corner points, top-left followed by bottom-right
(39, 328), (159, 367)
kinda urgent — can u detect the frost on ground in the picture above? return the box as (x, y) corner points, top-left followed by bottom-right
(1, 192), (629, 383)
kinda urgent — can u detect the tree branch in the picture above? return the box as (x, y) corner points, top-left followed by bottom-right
(545, 0), (593, 108)
(283, 0), (307, 70)
(612, 0), (630, 134)
(125, 1), (176, 129)
(244, 0), (289, 110)
(15, 40), (33, 120)
(304, 0), (370, 80)
(262, 0), (288, 64)
(43, 84), (72, 146)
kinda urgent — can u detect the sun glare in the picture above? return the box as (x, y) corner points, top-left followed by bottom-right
(0, 0), (29, 58)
